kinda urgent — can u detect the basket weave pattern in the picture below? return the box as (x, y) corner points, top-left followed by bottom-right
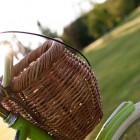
(2, 40), (103, 140)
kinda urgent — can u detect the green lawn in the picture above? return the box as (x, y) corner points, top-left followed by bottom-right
(84, 7), (140, 140)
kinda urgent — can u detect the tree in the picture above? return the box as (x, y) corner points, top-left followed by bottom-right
(12, 34), (32, 59)
(107, 0), (135, 20)
(37, 0), (139, 50)
(63, 15), (94, 50)
(86, 3), (116, 38)
(37, 21), (58, 38)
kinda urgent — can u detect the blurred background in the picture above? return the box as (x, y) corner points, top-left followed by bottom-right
(0, 0), (140, 139)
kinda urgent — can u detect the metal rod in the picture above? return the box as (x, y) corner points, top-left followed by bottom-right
(2, 44), (13, 88)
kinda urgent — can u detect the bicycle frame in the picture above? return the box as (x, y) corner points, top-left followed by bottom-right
(96, 101), (135, 140)
(3, 112), (54, 140)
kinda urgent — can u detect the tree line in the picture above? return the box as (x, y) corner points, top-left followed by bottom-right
(39, 0), (140, 50)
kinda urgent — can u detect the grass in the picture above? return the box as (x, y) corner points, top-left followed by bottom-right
(84, 7), (140, 140)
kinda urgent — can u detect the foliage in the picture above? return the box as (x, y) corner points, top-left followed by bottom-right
(87, 3), (117, 38)
(12, 35), (32, 59)
(37, 21), (58, 38)
(62, 16), (94, 50)
(107, 0), (135, 20)
(62, 0), (139, 50)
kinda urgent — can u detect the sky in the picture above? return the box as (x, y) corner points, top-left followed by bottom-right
(0, 0), (105, 35)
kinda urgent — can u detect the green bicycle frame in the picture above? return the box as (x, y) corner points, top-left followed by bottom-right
(96, 101), (135, 140)
(3, 112), (54, 140)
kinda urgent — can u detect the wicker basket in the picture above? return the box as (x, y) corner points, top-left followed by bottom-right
(2, 39), (103, 140)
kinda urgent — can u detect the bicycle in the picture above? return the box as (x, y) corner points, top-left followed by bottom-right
(0, 31), (140, 140)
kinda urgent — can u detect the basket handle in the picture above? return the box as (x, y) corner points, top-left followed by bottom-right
(12, 40), (52, 77)
(11, 40), (64, 92)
